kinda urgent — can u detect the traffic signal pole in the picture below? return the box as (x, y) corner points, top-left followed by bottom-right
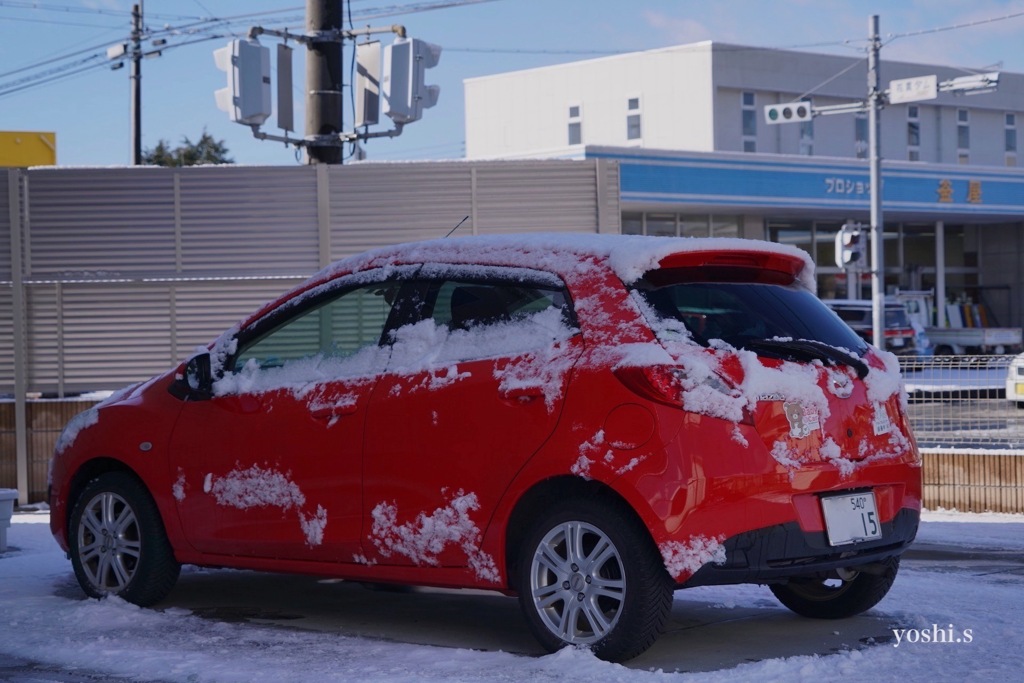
(867, 14), (884, 349)
(306, 0), (344, 164)
(222, 3), (431, 157)
(130, 2), (142, 166)
(763, 14), (999, 352)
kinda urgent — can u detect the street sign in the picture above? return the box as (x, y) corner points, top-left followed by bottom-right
(888, 74), (937, 104)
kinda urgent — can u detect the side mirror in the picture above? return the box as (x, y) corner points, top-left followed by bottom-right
(185, 352), (213, 396)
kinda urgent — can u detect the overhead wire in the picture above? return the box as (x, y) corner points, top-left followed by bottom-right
(3, 0), (1022, 156)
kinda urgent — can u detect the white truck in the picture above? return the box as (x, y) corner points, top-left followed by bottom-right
(894, 290), (1023, 355)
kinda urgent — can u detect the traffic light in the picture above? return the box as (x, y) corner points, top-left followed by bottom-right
(213, 39), (271, 126)
(764, 102), (813, 125)
(834, 224), (866, 268)
(382, 37), (442, 124)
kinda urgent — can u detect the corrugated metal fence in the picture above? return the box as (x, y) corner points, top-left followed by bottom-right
(4, 161), (1023, 513)
(0, 160), (621, 500)
(6, 399), (1024, 513)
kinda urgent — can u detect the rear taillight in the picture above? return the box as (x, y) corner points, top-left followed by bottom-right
(613, 364), (753, 424)
(614, 365), (687, 407)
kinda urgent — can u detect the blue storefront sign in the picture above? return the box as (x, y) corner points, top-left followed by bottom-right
(587, 147), (1024, 218)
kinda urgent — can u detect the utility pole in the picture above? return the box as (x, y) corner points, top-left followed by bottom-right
(867, 14), (884, 349)
(216, 2), (435, 156)
(765, 15), (998, 352)
(130, 2), (143, 166)
(305, 0), (344, 164)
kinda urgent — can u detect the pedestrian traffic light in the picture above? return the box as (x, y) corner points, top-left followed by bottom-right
(382, 37), (442, 124)
(764, 102), (813, 125)
(834, 224), (866, 268)
(213, 39), (271, 126)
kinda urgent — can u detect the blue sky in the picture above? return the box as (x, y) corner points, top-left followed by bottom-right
(2, 0), (1023, 166)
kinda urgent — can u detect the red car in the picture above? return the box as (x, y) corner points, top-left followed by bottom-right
(50, 234), (921, 661)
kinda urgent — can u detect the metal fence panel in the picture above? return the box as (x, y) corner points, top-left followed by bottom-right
(0, 168), (11, 281)
(25, 168), (178, 278)
(902, 355), (1023, 449)
(328, 161), (475, 257)
(178, 166), (319, 276)
(1, 160), (623, 499)
(474, 160), (609, 233)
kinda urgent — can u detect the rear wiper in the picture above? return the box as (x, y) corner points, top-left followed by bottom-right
(741, 338), (869, 379)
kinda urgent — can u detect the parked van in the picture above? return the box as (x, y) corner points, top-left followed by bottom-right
(824, 299), (919, 356)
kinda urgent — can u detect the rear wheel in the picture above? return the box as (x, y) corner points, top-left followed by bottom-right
(68, 472), (180, 606)
(769, 557), (899, 619)
(516, 498), (672, 662)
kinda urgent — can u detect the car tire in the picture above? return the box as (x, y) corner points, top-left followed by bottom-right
(769, 556), (899, 619)
(68, 472), (180, 606)
(516, 498), (673, 662)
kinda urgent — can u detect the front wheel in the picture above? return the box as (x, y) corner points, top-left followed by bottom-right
(68, 472), (180, 606)
(769, 556), (899, 619)
(516, 498), (673, 662)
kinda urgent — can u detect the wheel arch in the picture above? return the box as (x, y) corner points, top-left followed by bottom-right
(503, 475), (657, 591)
(63, 457), (147, 543)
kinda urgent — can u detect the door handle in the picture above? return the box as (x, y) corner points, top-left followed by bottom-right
(499, 386), (543, 403)
(311, 402), (358, 420)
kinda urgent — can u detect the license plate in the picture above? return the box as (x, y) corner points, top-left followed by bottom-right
(821, 492), (882, 546)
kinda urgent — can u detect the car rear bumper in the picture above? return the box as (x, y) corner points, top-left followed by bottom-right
(682, 506), (919, 587)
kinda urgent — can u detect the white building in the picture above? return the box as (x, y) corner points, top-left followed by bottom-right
(464, 42), (1024, 329)
(465, 41), (1020, 167)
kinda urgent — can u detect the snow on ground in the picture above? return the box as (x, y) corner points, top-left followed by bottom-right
(2, 510), (1023, 682)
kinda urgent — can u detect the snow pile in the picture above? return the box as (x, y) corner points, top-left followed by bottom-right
(53, 381), (144, 457)
(172, 468), (187, 502)
(207, 465), (306, 511)
(53, 407), (99, 456)
(659, 536), (727, 581)
(312, 233), (815, 292)
(368, 491), (501, 584)
(4, 511), (1024, 681)
(213, 347), (386, 397)
(494, 341), (580, 411)
(305, 387), (363, 426)
(209, 307), (576, 413)
(299, 505), (329, 547)
(205, 465), (326, 547)
(570, 430), (607, 479)
(570, 429), (647, 479)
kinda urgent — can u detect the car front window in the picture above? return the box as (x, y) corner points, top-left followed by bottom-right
(233, 283), (398, 372)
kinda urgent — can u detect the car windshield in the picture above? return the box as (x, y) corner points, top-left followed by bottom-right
(885, 306), (912, 328)
(634, 278), (869, 355)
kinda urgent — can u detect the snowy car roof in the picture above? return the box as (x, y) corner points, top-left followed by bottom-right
(313, 233), (816, 290)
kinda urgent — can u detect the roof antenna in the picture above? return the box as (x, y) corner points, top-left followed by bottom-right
(444, 215), (470, 238)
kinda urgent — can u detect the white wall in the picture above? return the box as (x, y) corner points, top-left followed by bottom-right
(465, 41), (1024, 168)
(465, 44), (715, 159)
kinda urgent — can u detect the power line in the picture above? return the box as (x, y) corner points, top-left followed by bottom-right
(886, 10), (1024, 40)
(0, 0), (203, 21)
(0, 15), (122, 29)
(0, 0), (503, 100)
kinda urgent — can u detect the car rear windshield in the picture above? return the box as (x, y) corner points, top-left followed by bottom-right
(634, 277), (869, 355)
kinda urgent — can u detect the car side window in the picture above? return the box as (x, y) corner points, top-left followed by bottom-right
(430, 280), (571, 332)
(233, 283), (398, 372)
(381, 276), (578, 366)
